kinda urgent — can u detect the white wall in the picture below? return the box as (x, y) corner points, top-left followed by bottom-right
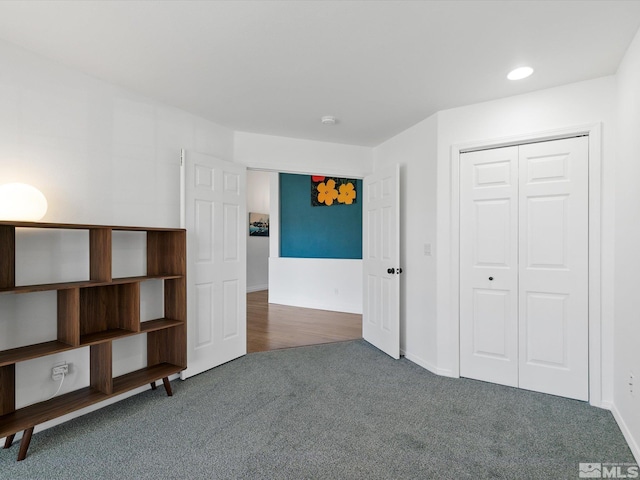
(373, 114), (438, 371)
(246, 170), (270, 292)
(614, 27), (640, 462)
(234, 131), (373, 177)
(236, 131), (372, 314)
(0, 38), (234, 437)
(269, 258), (363, 314)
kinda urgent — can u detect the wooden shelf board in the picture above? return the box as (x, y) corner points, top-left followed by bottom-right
(3, 221), (185, 233)
(80, 329), (137, 346)
(0, 280), (100, 295)
(0, 341), (76, 368)
(0, 275), (184, 295)
(140, 318), (184, 333)
(0, 386), (107, 438)
(111, 275), (183, 284)
(112, 363), (182, 395)
(0, 363), (182, 437)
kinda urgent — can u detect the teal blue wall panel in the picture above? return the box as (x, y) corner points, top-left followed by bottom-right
(280, 173), (362, 259)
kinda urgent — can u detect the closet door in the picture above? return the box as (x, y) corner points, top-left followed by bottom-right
(459, 146), (519, 387)
(518, 137), (589, 401)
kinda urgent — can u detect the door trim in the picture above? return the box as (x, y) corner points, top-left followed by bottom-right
(450, 123), (602, 406)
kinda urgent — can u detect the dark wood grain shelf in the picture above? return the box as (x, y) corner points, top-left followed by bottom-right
(0, 341), (76, 368)
(0, 280), (101, 295)
(140, 318), (184, 333)
(2, 220), (184, 232)
(111, 274), (184, 283)
(112, 363), (181, 395)
(0, 221), (186, 461)
(0, 386), (107, 438)
(79, 328), (138, 346)
(0, 362), (181, 438)
(0, 275), (184, 295)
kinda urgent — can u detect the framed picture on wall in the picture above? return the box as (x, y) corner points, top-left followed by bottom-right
(249, 212), (269, 236)
(311, 176), (357, 206)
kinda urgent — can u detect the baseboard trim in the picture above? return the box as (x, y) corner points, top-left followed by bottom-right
(247, 284), (268, 293)
(609, 403), (640, 465)
(402, 350), (456, 378)
(268, 298), (362, 314)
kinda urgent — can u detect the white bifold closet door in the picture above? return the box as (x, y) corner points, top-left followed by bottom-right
(460, 136), (589, 401)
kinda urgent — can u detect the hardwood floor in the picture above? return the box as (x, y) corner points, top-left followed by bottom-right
(247, 290), (362, 353)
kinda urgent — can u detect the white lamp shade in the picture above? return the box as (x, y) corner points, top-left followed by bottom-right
(0, 183), (48, 221)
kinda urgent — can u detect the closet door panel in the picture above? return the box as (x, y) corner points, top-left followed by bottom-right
(518, 137), (589, 401)
(459, 146), (519, 387)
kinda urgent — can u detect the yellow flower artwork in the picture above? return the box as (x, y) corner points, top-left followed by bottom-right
(311, 176), (358, 207)
(317, 179), (339, 206)
(337, 182), (356, 205)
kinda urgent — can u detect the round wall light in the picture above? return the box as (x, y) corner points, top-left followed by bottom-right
(0, 183), (48, 221)
(507, 66), (534, 80)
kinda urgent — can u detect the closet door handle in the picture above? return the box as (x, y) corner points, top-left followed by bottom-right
(387, 268), (395, 274)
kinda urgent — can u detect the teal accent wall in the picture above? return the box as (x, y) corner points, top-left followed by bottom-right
(280, 173), (362, 259)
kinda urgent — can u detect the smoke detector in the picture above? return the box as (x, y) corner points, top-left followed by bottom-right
(321, 115), (337, 125)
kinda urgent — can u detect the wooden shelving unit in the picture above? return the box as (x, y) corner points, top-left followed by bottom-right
(0, 221), (186, 461)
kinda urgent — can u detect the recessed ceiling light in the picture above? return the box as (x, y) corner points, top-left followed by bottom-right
(321, 115), (337, 125)
(507, 66), (534, 80)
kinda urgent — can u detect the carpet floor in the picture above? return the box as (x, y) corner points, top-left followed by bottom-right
(0, 340), (635, 479)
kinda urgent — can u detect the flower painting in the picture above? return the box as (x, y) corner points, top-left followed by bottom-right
(311, 176), (357, 206)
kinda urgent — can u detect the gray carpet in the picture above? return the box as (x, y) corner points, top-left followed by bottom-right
(0, 340), (635, 479)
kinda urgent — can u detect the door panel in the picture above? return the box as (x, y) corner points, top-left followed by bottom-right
(475, 199), (513, 266)
(526, 195), (569, 268)
(523, 292), (568, 367)
(363, 165), (400, 359)
(472, 288), (511, 359)
(518, 137), (588, 400)
(460, 146), (519, 387)
(181, 151), (247, 379)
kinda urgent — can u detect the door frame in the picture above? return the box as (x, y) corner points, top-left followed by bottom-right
(449, 123), (603, 406)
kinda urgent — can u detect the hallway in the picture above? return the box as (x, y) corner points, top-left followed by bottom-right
(247, 290), (362, 353)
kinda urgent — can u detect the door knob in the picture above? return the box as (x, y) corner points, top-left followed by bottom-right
(398, 268), (403, 274)
(488, 277), (494, 281)
(387, 268), (395, 274)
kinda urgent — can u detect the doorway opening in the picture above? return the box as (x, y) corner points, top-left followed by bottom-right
(246, 170), (363, 353)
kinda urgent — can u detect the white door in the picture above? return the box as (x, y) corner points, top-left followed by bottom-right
(459, 146), (519, 387)
(180, 150), (247, 379)
(459, 137), (589, 401)
(518, 137), (588, 400)
(363, 165), (400, 359)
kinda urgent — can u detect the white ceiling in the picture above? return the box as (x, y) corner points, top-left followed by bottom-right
(0, 1), (639, 147)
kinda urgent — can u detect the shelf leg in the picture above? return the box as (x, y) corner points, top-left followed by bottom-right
(150, 381), (157, 390)
(162, 377), (173, 397)
(4, 433), (15, 449)
(17, 427), (34, 461)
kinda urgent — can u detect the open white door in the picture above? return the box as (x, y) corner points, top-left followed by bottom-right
(180, 150), (247, 379)
(363, 164), (400, 359)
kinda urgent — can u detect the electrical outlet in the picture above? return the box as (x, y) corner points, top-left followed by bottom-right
(52, 363), (69, 381)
